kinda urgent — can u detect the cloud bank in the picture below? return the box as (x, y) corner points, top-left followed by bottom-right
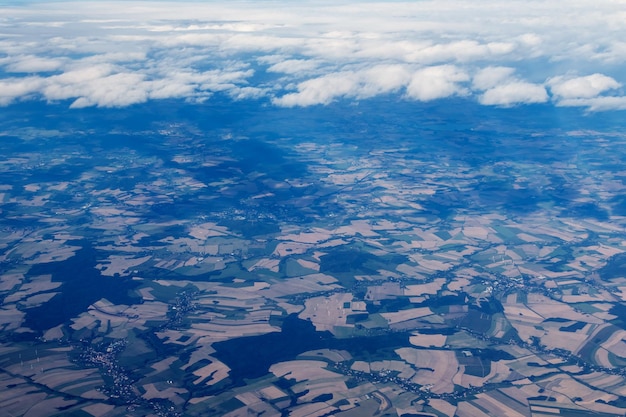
(0, 1), (625, 111)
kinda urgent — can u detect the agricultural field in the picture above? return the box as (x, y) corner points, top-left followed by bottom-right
(2, 93), (626, 416)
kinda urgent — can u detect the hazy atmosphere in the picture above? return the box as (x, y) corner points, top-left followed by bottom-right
(1, 2), (626, 417)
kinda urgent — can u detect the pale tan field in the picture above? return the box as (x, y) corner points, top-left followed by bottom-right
(248, 257), (281, 272)
(260, 274), (340, 297)
(426, 399), (457, 417)
(409, 255), (453, 272)
(299, 293), (356, 332)
(189, 321), (277, 339)
(278, 229), (333, 243)
(272, 241), (313, 256)
(96, 254), (151, 276)
(270, 360), (343, 383)
(3, 275), (60, 303)
(470, 392), (528, 417)
(456, 400), (491, 417)
(598, 328), (626, 360)
(396, 348), (458, 394)
(364, 282), (403, 301)
(297, 258), (320, 271)
(80, 403), (116, 417)
(462, 226), (492, 240)
(297, 378), (349, 403)
(13, 240), (81, 265)
(578, 372), (626, 396)
(334, 220), (379, 237)
(506, 355), (554, 378)
(380, 307), (433, 325)
(147, 356), (178, 375)
(259, 385), (288, 400)
(142, 382), (188, 401)
(526, 294), (603, 323)
(447, 276), (471, 291)
(409, 333), (447, 348)
(403, 278), (446, 296)
(394, 263), (427, 279)
(539, 374), (624, 414)
(287, 402), (336, 417)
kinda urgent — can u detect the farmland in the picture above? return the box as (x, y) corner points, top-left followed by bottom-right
(2, 100), (626, 416)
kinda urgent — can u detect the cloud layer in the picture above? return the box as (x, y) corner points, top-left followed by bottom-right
(0, 1), (625, 110)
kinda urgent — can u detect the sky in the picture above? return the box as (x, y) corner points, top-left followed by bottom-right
(0, 0), (625, 111)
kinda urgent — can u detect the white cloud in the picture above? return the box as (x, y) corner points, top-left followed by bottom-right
(50, 64), (117, 85)
(79, 52), (148, 64)
(36, 64), (149, 107)
(0, 77), (44, 105)
(406, 65), (469, 101)
(358, 65), (412, 98)
(67, 73), (149, 108)
(556, 96), (626, 112)
(267, 59), (321, 74)
(34, 63), (254, 108)
(517, 33), (542, 47)
(340, 39), (515, 65)
(228, 86), (269, 100)
(147, 78), (195, 100)
(4, 55), (65, 73)
(479, 82), (548, 106)
(544, 73), (626, 111)
(548, 74), (621, 99)
(472, 67), (516, 91)
(274, 64), (412, 107)
(472, 66), (548, 106)
(273, 71), (358, 107)
(0, 1), (624, 110)
(409, 40), (515, 64)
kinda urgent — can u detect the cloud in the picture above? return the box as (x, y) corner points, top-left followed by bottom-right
(358, 65), (413, 98)
(0, 60), (257, 108)
(406, 40), (515, 64)
(147, 78), (196, 100)
(517, 33), (542, 47)
(472, 67), (516, 90)
(274, 63), (470, 107)
(406, 65), (469, 101)
(473, 66), (548, 106)
(36, 64), (148, 107)
(0, 76), (44, 105)
(556, 96), (626, 112)
(274, 64), (412, 107)
(4, 55), (65, 73)
(544, 74), (626, 111)
(0, 1), (624, 110)
(479, 82), (548, 106)
(273, 71), (358, 107)
(548, 74), (621, 99)
(266, 59), (321, 75)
